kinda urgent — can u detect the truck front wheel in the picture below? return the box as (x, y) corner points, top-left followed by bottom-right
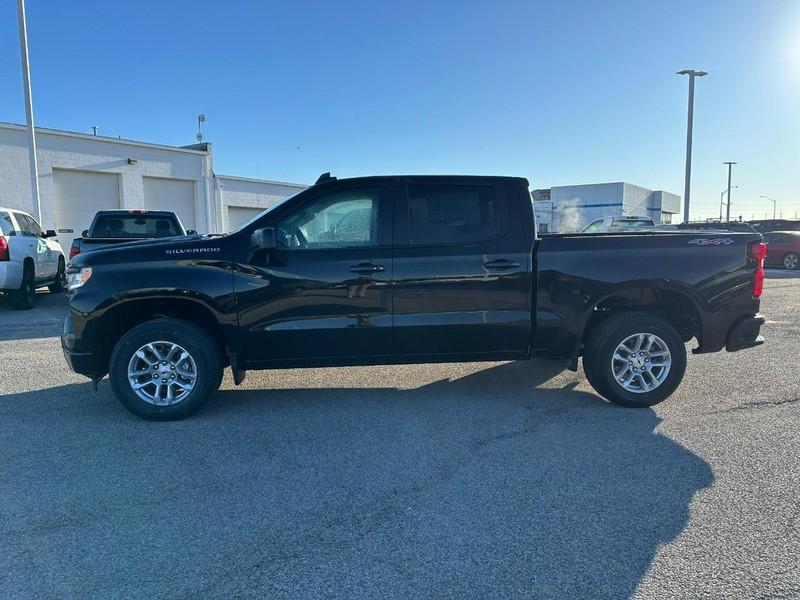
(109, 318), (223, 420)
(583, 312), (687, 408)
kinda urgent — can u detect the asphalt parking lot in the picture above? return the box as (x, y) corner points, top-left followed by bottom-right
(1, 273), (798, 599)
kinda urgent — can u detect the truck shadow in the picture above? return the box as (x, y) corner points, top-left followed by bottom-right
(1, 360), (713, 598)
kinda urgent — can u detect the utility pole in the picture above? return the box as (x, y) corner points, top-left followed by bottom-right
(719, 186), (738, 221)
(723, 161), (737, 222)
(760, 195), (777, 220)
(678, 69), (708, 223)
(17, 0), (41, 223)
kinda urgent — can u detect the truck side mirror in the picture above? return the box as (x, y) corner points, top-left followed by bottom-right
(45, 229), (57, 238)
(82, 230), (89, 238)
(186, 229), (197, 235)
(251, 227), (277, 250)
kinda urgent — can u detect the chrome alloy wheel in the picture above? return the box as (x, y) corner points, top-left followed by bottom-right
(127, 341), (198, 406)
(611, 333), (672, 394)
(784, 253), (799, 270)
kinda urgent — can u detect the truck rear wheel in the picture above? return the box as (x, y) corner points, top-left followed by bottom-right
(9, 263), (35, 310)
(583, 312), (686, 408)
(109, 318), (223, 420)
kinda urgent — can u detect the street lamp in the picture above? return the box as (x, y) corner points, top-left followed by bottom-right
(16, 0), (41, 223)
(677, 69), (708, 223)
(760, 195), (777, 220)
(720, 186), (739, 221)
(723, 161), (737, 222)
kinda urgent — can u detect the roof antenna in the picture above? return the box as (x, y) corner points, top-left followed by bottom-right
(315, 172), (336, 184)
(196, 114), (205, 142)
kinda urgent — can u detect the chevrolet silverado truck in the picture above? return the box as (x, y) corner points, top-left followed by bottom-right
(62, 174), (766, 420)
(68, 210), (194, 259)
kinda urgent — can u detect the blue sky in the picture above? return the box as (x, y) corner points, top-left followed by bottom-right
(1, 0), (798, 220)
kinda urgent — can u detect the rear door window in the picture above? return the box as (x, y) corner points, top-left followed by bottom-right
(407, 185), (500, 246)
(0, 212), (15, 235)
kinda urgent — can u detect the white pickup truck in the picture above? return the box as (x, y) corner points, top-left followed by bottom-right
(0, 207), (66, 309)
(581, 215), (656, 233)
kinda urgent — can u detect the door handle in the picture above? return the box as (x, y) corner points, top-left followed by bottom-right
(349, 263), (384, 274)
(484, 259), (520, 270)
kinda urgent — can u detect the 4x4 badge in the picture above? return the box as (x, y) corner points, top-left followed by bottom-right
(688, 238), (734, 246)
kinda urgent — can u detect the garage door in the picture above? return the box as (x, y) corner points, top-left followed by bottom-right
(227, 206), (263, 231)
(53, 169), (120, 250)
(143, 177), (196, 232)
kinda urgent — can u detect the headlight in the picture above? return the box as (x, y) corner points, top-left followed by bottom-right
(66, 267), (92, 291)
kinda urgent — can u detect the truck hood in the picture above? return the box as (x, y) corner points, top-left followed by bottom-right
(69, 234), (226, 267)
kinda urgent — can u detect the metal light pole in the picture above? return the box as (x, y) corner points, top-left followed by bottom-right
(760, 195), (777, 220)
(723, 161), (737, 222)
(677, 69), (707, 223)
(16, 0), (41, 223)
(719, 186), (738, 221)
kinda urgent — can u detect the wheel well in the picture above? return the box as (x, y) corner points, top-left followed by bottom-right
(97, 299), (228, 370)
(582, 288), (702, 348)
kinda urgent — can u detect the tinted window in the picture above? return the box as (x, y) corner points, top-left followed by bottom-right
(23, 214), (44, 237)
(408, 185), (498, 245)
(0, 212), (15, 236)
(276, 188), (379, 249)
(92, 215), (180, 238)
(17, 214), (39, 237)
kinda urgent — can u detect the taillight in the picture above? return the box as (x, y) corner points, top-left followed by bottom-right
(69, 245), (80, 259)
(750, 241), (766, 298)
(0, 236), (8, 261)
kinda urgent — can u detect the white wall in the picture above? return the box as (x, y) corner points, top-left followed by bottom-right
(545, 182), (682, 231)
(550, 183), (624, 232)
(0, 123), (212, 233)
(217, 175), (307, 232)
(622, 183), (652, 217)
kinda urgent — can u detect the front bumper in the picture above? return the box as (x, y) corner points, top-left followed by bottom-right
(62, 313), (105, 378)
(726, 314), (766, 352)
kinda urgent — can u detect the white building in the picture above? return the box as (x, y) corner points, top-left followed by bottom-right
(533, 182), (681, 233)
(0, 122), (306, 249)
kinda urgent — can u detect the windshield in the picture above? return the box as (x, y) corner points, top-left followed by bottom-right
(230, 189), (306, 234)
(91, 215), (183, 238)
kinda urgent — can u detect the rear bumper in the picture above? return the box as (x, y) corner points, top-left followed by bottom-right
(725, 314), (765, 352)
(0, 261), (22, 290)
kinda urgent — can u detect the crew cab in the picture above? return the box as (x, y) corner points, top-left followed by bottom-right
(69, 210), (193, 259)
(62, 174), (766, 420)
(0, 207), (66, 309)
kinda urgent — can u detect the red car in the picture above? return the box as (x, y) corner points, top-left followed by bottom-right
(763, 231), (800, 270)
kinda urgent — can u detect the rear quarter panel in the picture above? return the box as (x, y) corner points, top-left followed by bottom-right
(534, 232), (762, 359)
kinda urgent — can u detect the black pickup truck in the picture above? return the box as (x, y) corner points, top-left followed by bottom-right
(62, 174), (766, 420)
(68, 210), (193, 259)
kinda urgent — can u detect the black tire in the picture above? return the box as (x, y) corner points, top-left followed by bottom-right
(48, 257), (65, 293)
(10, 262), (35, 310)
(583, 312), (687, 408)
(783, 253), (799, 270)
(109, 318), (223, 420)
